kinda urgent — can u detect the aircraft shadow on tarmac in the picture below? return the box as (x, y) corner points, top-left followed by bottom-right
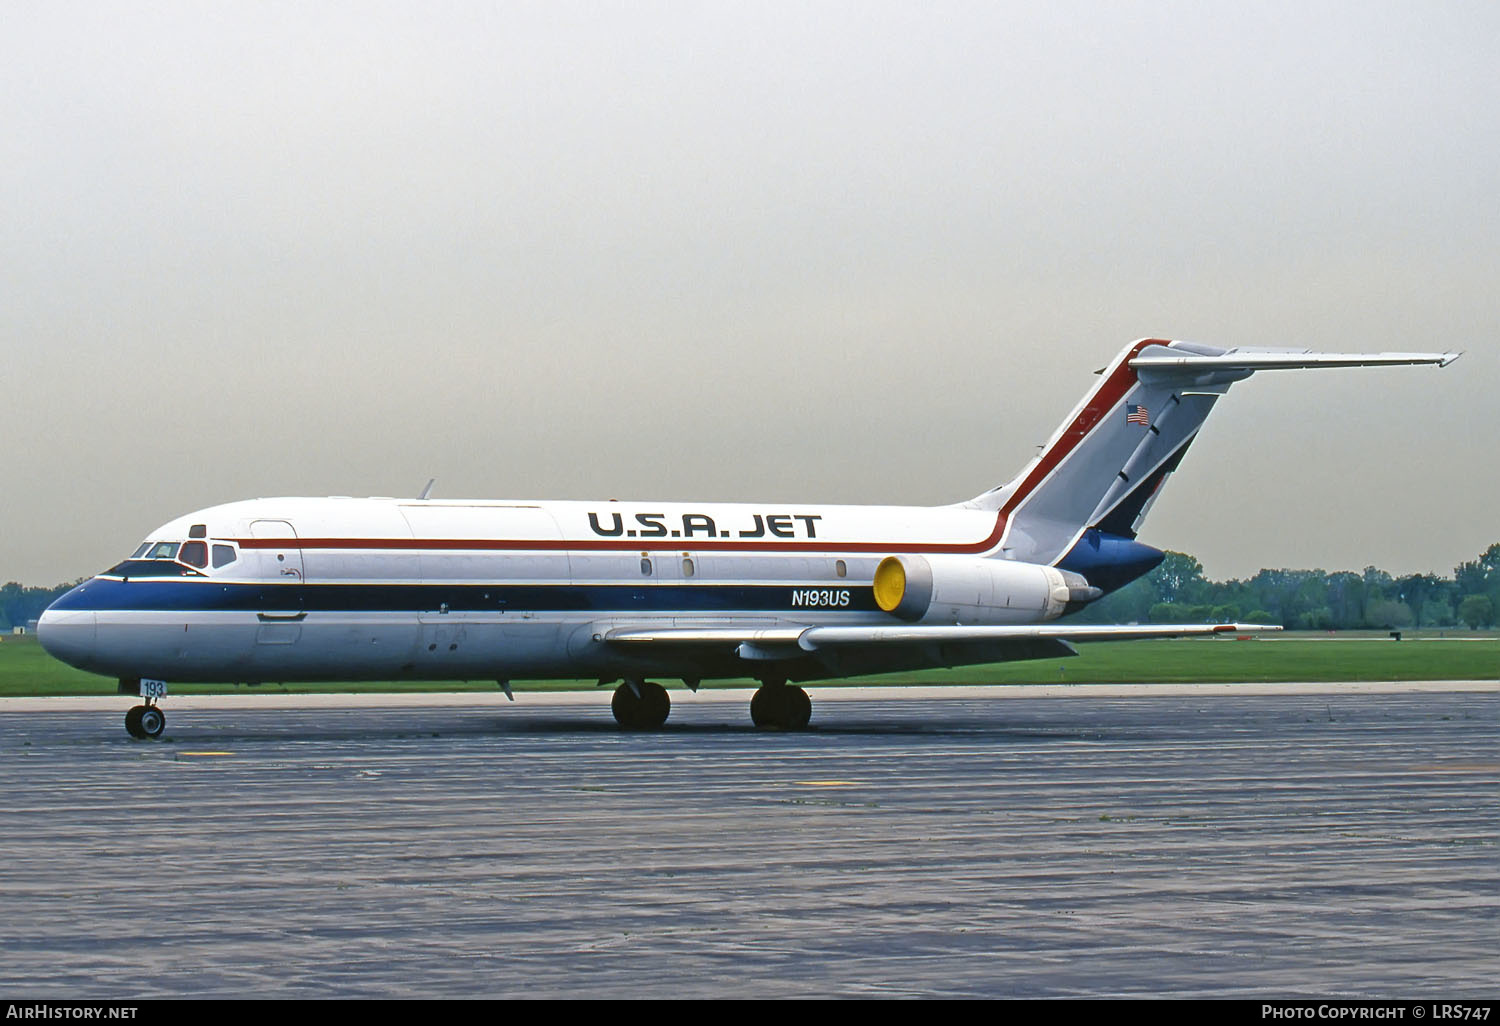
(77, 711), (1119, 746)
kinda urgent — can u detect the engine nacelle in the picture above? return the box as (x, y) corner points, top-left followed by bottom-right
(872, 554), (1100, 624)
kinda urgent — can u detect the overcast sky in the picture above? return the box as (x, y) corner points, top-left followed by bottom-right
(3, 1), (1496, 585)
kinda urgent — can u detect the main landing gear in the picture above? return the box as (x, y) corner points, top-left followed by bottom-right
(606, 678), (814, 731)
(612, 680), (671, 729)
(124, 702), (166, 740)
(751, 679), (812, 730)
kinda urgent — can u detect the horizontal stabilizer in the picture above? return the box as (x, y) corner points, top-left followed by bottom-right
(1129, 349), (1460, 373)
(969, 339), (1458, 569)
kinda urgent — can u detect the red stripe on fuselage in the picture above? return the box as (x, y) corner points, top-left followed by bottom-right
(229, 345), (1164, 561)
(234, 513), (1009, 556)
(997, 338), (1162, 517)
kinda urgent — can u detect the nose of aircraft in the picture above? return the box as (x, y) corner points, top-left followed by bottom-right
(37, 608), (98, 670)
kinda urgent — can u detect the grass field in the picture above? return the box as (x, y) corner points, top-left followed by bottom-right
(1, 630), (1495, 697)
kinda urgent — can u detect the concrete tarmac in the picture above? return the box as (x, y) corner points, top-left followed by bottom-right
(1, 683), (1496, 999)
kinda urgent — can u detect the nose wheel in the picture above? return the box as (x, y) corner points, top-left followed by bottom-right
(125, 703), (166, 739)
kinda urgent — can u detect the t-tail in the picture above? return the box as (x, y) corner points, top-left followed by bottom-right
(965, 339), (1460, 593)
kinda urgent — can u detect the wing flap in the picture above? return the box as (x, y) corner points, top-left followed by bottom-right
(603, 627), (807, 646)
(604, 622), (1280, 652)
(799, 622), (1278, 649)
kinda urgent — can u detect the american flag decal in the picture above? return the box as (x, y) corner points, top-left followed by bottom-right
(1126, 403), (1150, 426)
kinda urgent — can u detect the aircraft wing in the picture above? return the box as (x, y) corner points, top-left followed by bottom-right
(604, 622), (1279, 653)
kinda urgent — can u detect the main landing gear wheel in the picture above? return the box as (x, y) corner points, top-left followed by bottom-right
(611, 681), (671, 729)
(124, 704), (166, 740)
(750, 681), (812, 730)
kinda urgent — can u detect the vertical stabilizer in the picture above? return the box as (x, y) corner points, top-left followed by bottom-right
(964, 339), (1457, 588)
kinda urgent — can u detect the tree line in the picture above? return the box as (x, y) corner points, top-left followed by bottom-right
(2, 580), (83, 632)
(1071, 543), (1500, 630)
(3, 541), (1498, 631)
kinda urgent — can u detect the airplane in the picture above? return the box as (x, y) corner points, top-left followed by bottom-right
(37, 338), (1458, 738)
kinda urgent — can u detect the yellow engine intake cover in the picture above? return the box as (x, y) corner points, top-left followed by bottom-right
(873, 556), (907, 613)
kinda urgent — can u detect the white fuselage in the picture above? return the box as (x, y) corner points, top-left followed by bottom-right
(40, 495), (1072, 685)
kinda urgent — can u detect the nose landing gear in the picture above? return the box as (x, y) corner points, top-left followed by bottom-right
(119, 678), (168, 739)
(124, 703), (166, 739)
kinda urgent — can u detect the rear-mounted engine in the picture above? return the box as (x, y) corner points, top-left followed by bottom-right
(872, 554), (1101, 624)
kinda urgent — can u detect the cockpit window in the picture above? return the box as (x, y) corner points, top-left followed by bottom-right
(104, 559), (205, 578)
(107, 538), (228, 578)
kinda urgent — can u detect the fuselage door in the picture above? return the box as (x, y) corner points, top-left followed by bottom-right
(250, 520), (305, 623)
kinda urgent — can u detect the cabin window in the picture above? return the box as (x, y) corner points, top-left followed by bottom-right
(145, 542), (179, 560)
(179, 541), (208, 568)
(835, 559), (847, 578)
(640, 558), (653, 576)
(212, 544), (237, 568)
(682, 557), (695, 578)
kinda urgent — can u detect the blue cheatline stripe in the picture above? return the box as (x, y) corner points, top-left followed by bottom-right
(48, 578), (879, 615)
